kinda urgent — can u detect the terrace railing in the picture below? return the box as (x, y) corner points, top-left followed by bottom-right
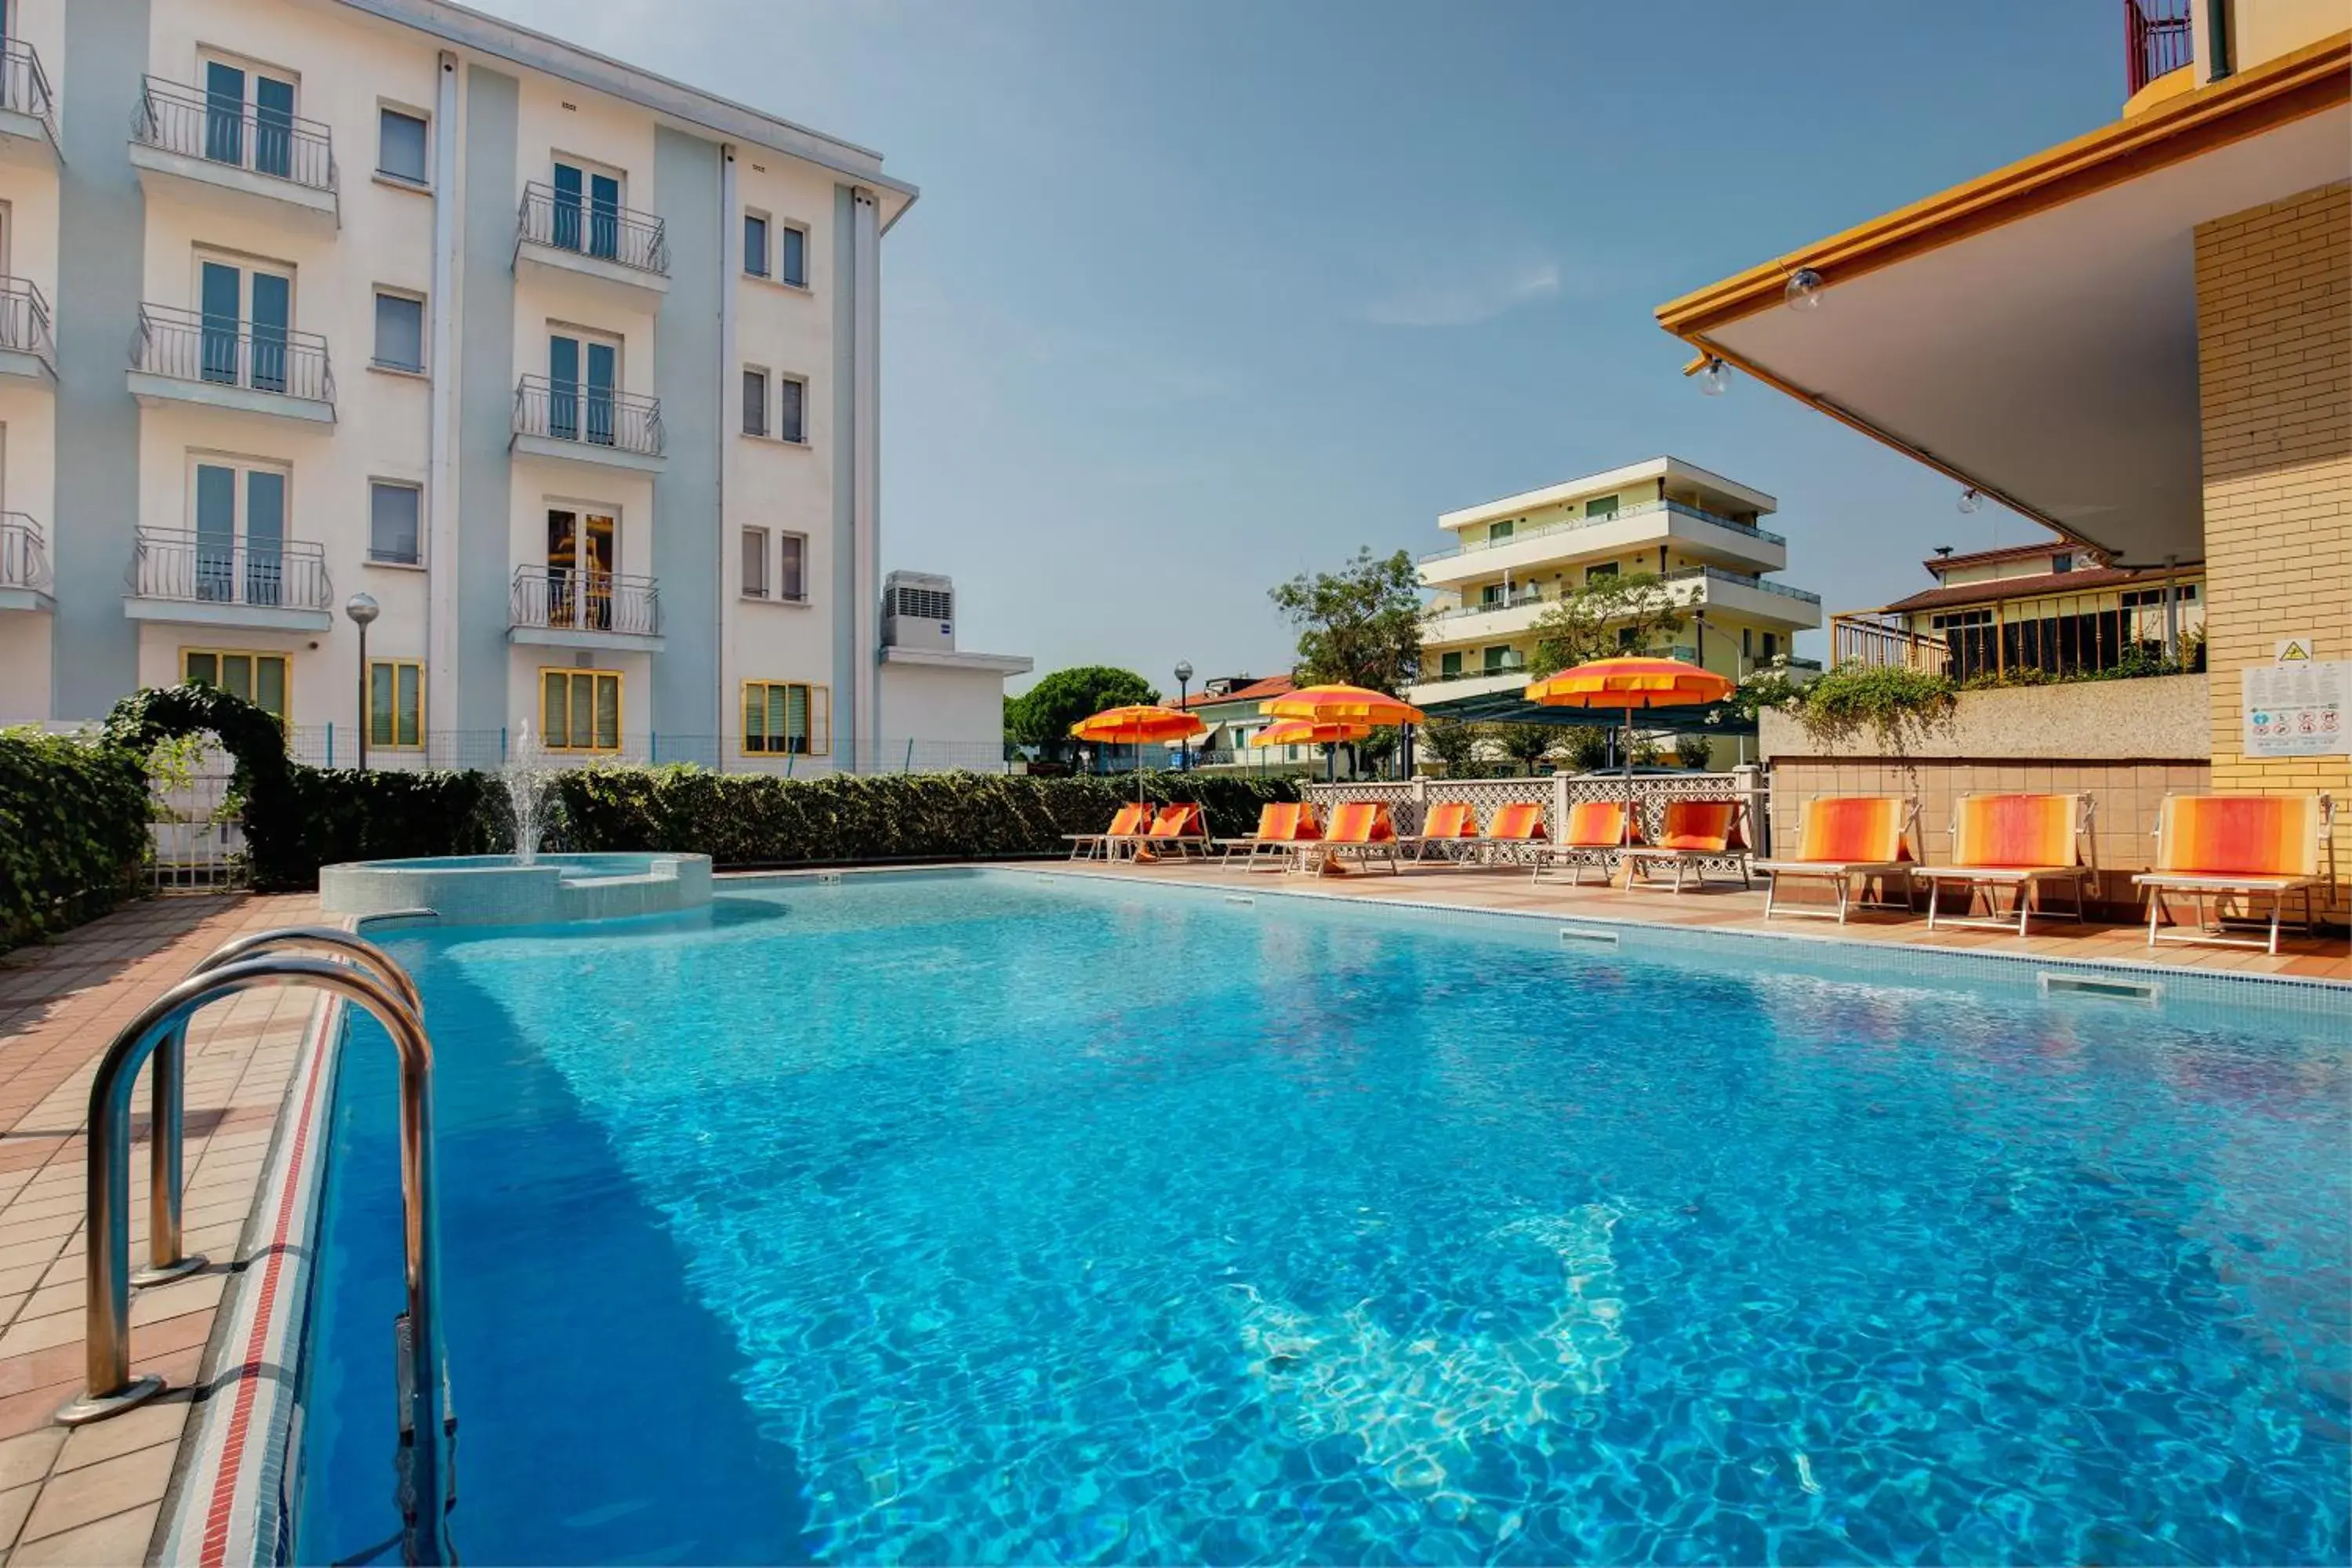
(1420, 499), (1786, 564)
(0, 276), (55, 368)
(0, 513), (49, 593)
(516, 181), (669, 275)
(1664, 564), (1823, 606)
(512, 375), (665, 458)
(1831, 613), (1951, 674)
(132, 303), (336, 405)
(0, 39), (56, 143)
(132, 74), (337, 191)
(130, 528), (332, 612)
(510, 565), (661, 637)
(1307, 768), (1773, 862)
(2125, 0), (2194, 95)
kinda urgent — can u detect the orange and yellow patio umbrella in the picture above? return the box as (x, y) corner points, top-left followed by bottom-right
(1250, 717), (1371, 748)
(1260, 684), (1425, 727)
(1069, 704), (1206, 805)
(1524, 657), (1734, 846)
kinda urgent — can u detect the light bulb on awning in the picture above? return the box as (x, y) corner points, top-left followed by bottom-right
(1784, 268), (1824, 310)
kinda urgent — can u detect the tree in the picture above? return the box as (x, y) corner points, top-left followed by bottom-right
(1496, 724), (1569, 774)
(1005, 666), (1160, 764)
(1269, 548), (1423, 694)
(1527, 572), (1689, 678)
(1564, 725), (1611, 773)
(1674, 733), (1715, 769)
(1418, 716), (1485, 774)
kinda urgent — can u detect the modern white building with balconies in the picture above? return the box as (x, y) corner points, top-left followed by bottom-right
(1410, 456), (1823, 708)
(0, 0), (1025, 771)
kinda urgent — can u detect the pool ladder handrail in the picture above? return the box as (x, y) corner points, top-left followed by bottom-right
(55, 927), (456, 1567)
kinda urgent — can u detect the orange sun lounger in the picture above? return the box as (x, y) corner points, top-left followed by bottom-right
(1132, 801), (1211, 862)
(1618, 800), (1751, 894)
(1469, 802), (1546, 868)
(1531, 800), (1629, 884)
(1225, 800), (1323, 870)
(1754, 796), (1918, 923)
(1065, 801), (1149, 862)
(1402, 800), (1481, 862)
(1918, 793), (2090, 936)
(1306, 800), (1402, 874)
(2133, 793), (2336, 955)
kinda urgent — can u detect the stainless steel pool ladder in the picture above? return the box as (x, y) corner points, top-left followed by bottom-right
(54, 927), (457, 1566)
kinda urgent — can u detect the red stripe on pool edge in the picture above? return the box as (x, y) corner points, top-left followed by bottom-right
(198, 1003), (332, 1568)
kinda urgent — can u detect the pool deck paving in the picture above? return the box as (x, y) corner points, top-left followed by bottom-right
(0, 872), (2338, 1565)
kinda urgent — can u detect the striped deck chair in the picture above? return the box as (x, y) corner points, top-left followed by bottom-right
(1920, 793), (2090, 936)
(1065, 801), (1149, 862)
(1312, 800), (1402, 874)
(1131, 801), (1212, 862)
(1754, 796), (1918, 923)
(2133, 793), (2335, 955)
(1401, 800), (1480, 862)
(1619, 799), (1751, 894)
(1475, 802), (1547, 868)
(1532, 800), (1630, 885)
(1226, 800), (1323, 871)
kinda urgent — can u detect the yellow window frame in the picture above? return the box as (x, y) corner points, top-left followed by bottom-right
(539, 667), (623, 753)
(368, 659), (426, 750)
(740, 679), (831, 757)
(180, 647), (292, 724)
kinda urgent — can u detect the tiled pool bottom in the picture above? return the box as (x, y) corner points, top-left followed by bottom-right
(294, 871), (2350, 1564)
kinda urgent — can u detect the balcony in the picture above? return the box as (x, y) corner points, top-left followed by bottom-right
(1418, 499), (1788, 587)
(510, 376), (666, 474)
(2125, 0), (2194, 98)
(129, 77), (339, 234)
(0, 278), (55, 383)
(0, 514), (53, 614)
(129, 304), (336, 425)
(0, 41), (57, 165)
(1662, 565), (1822, 628)
(124, 528), (333, 632)
(514, 182), (670, 303)
(508, 566), (665, 652)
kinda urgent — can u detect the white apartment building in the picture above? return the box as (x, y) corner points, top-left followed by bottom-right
(1410, 456), (1824, 708)
(0, 0), (1025, 771)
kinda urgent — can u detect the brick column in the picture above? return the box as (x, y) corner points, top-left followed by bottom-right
(2194, 180), (2351, 911)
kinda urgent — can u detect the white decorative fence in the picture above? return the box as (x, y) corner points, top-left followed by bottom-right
(1305, 768), (1773, 867)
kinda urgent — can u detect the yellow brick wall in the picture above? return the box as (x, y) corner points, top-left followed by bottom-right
(2195, 180), (2351, 915)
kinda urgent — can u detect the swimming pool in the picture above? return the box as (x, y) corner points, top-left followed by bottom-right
(290, 871), (2349, 1564)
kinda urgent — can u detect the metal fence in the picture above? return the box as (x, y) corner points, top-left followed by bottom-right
(508, 567), (662, 637)
(1305, 768), (1773, 862)
(147, 743), (248, 891)
(517, 181), (669, 275)
(0, 39), (56, 140)
(131, 528), (333, 612)
(513, 375), (665, 457)
(0, 514), (47, 593)
(132, 303), (336, 405)
(280, 728), (1018, 775)
(132, 74), (337, 191)
(2125, 0), (2194, 95)
(0, 276), (53, 367)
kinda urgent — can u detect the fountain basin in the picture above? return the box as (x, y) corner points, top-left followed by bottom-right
(319, 852), (713, 927)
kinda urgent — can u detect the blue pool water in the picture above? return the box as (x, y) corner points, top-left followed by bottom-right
(294, 872), (2350, 1564)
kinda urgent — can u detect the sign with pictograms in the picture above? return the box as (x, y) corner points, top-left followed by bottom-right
(2243, 659), (2348, 757)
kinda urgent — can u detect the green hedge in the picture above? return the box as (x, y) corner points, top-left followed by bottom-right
(554, 768), (1301, 868)
(0, 730), (150, 953)
(278, 767), (509, 880)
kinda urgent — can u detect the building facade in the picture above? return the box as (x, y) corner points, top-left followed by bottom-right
(1409, 456), (1823, 709)
(0, 0), (1013, 772)
(1832, 540), (2207, 681)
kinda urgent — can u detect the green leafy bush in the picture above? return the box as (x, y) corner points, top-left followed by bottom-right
(0, 729), (150, 953)
(1789, 664), (1958, 751)
(279, 767), (509, 874)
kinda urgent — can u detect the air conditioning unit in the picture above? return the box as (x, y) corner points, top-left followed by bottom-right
(882, 571), (955, 651)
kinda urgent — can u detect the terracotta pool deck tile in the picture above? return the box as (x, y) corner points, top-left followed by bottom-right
(10, 1498), (164, 1567)
(16, 1441), (176, 1546)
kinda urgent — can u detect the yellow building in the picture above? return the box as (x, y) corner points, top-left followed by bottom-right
(1656, 2), (2348, 895)
(1408, 456), (1822, 709)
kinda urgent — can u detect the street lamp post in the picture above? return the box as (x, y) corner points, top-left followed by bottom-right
(1174, 660), (1193, 771)
(345, 593), (380, 770)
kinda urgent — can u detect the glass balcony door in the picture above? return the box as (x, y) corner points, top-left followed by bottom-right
(194, 461), (286, 605)
(203, 60), (297, 179)
(551, 163), (622, 260)
(200, 260), (291, 392)
(547, 334), (616, 445)
(546, 507), (616, 630)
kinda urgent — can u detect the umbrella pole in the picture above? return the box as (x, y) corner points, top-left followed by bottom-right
(1622, 702), (1635, 858)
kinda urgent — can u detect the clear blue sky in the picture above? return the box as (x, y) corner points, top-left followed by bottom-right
(477, 0), (2125, 693)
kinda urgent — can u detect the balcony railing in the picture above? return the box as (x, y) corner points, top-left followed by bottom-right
(1419, 499), (1786, 564)
(1832, 613), (1951, 674)
(517, 182), (668, 276)
(1420, 664), (1528, 687)
(0, 277), (53, 367)
(1425, 590), (1545, 625)
(510, 565), (661, 637)
(129, 528), (332, 612)
(131, 75), (336, 191)
(512, 375), (665, 458)
(2125, 0), (2194, 96)
(1664, 564), (1822, 606)
(132, 303), (336, 405)
(0, 514), (49, 593)
(0, 40), (56, 141)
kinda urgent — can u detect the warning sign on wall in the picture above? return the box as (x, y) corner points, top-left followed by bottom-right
(2243, 660), (2349, 757)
